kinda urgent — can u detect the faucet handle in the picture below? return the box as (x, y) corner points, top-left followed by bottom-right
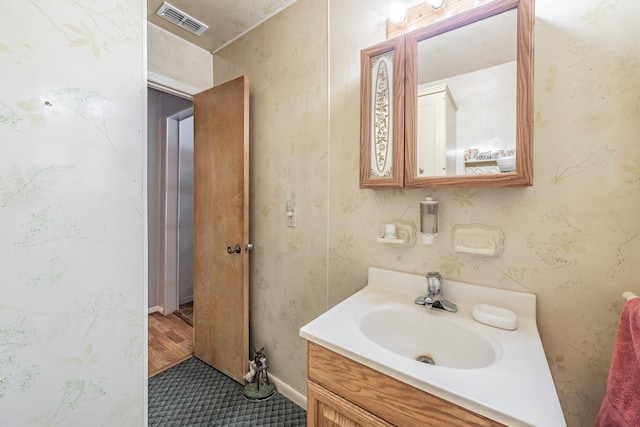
(426, 271), (442, 294)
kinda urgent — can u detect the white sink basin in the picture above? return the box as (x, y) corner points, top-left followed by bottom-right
(357, 304), (498, 369)
(300, 267), (566, 426)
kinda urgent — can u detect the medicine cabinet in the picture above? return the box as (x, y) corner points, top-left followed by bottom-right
(360, 0), (534, 189)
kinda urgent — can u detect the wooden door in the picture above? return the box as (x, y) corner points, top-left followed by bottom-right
(193, 76), (249, 383)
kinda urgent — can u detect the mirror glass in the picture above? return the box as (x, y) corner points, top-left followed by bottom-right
(415, 9), (517, 177)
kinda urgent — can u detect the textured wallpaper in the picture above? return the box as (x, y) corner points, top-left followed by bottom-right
(0, 1), (145, 425)
(215, 0), (640, 425)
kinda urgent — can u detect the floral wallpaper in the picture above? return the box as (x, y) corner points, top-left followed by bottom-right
(1, 1), (145, 425)
(214, 0), (640, 425)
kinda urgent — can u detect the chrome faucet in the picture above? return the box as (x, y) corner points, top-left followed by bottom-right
(414, 271), (457, 312)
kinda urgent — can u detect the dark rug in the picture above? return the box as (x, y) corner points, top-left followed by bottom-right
(174, 302), (193, 325)
(148, 357), (306, 426)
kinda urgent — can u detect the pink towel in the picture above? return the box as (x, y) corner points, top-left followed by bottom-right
(595, 297), (640, 427)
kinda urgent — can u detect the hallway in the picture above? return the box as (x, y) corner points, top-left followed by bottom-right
(148, 312), (193, 377)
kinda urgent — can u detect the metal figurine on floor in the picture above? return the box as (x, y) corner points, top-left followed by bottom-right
(243, 347), (277, 401)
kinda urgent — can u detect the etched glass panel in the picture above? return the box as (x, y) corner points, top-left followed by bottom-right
(369, 51), (394, 178)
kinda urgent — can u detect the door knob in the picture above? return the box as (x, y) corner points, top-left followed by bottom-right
(227, 244), (242, 254)
(244, 243), (254, 252)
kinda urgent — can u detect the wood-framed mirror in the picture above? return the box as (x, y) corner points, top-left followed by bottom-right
(404, 0), (534, 188)
(360, 36), (405, 189)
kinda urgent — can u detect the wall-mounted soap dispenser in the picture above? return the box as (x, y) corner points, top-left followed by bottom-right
(420, 197), (438, 244)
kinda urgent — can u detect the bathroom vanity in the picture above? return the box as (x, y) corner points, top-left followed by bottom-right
(307, 342), (502, 426)
(300, 267), (566, 426)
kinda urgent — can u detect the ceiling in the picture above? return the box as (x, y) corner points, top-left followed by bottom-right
(147, 0), (299, 53)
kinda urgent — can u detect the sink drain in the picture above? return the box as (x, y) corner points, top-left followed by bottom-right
(416, 354), (435, 365)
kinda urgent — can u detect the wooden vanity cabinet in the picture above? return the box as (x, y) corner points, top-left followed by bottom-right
(308, 381), (391, 427)
(306, 342), (505, 427)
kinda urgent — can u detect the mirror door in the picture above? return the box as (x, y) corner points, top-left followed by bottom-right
(405, 0), (534, 188)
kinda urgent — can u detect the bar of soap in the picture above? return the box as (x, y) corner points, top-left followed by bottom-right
(472, 304), (518, 330)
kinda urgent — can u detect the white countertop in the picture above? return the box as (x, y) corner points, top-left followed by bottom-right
(299, 267), (566, 427)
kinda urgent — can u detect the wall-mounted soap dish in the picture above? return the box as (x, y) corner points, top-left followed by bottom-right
(452, 224), (504, 257)
(377, 220), (416, 246)
(377, 231), (409, 245)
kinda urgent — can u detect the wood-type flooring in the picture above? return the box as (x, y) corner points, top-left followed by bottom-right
(148, 312), (193, 377)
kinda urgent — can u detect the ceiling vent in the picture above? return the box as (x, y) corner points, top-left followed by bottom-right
(156, 2), (209, 36)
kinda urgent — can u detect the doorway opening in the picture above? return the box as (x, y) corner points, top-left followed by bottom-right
(146, 76), (251, 383)
(147, 86), (194, 376)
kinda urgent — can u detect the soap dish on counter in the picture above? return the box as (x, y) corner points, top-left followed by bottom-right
(472, 304), (518, 330)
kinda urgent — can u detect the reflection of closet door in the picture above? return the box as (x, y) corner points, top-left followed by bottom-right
(417, 94), (439, 176)
(416, 84), (457, 177)
(193, 76), (250, 384)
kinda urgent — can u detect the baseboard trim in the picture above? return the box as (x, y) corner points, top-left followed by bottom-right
(148, 305), (164, 314)
(269, 373), (307, 410)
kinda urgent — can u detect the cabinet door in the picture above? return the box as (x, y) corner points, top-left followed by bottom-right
(308, 342), (505, 427)
(307, 381), (392, 427)
(360, 36), (405, 189)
